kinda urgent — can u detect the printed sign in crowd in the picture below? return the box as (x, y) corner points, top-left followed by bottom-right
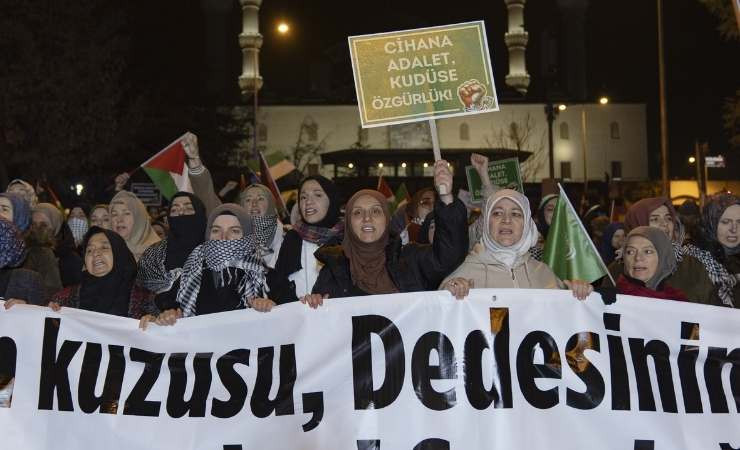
(349, 21), (499, 128)
(465, 157), (524, 203)
(1, 290), (738, 449)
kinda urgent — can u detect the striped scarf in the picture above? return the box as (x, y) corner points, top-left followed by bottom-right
(136, 240), (183, 294)
(681, 243), (736, 307)
(176, 235), (266, 317)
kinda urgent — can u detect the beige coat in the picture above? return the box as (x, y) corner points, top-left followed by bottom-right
(441, 247), (564, 289)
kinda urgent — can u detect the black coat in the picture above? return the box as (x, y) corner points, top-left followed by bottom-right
(311, 198), (469, 298)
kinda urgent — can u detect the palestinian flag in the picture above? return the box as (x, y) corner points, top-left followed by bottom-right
(259, 152), (288, 217)
(247, 151), (296, 180)
(377, 171), (394, 201)
(141, 134), (192, 200)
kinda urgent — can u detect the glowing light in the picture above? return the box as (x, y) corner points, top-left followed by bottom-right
(277, 22), (290, 34)
(75, 183), (84, 196)
(401, 162), (407, 168)
(688, 156), (696, 164)
(423, 162), (429, 168)
(348, 163), (354, 169)
(599, 96), (609, 105)
(557, 104), (567, 111)
(378, 163), (384, 168)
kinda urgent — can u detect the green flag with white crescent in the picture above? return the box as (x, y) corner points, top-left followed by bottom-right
(543, 185), (612, 284)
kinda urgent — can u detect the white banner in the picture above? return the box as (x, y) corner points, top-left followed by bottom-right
(0, 290), (738, 449)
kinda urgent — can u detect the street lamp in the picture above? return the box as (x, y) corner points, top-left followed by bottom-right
(688, 156), (696, 164)
(277, 22), (290, 35)
(599, 96), (609, 105)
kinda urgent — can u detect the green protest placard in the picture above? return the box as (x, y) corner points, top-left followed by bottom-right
(465, 158), (523, 203)
(349, 21), (498, 128)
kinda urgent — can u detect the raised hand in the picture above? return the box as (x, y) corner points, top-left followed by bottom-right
(433, 160), (454, 204)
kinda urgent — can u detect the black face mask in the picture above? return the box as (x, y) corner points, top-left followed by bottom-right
(165, 193), (207, 270)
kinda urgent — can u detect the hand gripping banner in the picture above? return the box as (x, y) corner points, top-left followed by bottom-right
(0, 290), (738, 449)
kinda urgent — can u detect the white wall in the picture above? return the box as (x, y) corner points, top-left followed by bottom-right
(253, 103), (649, 182)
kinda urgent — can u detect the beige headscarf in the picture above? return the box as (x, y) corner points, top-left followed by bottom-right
(31, 203), (63, 235)
(109, 191), (160, 260)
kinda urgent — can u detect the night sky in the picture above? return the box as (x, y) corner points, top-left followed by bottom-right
(4, 0), (737, 185)
(254, 0), (738, 180)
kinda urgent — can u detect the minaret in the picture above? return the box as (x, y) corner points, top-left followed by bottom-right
(504, 0), (530, 95)
(238, 0), (263, 95)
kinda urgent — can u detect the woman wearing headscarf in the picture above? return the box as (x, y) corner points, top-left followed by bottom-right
(604, 197), (722, 306)
(599, 222), (626, 266)
(304, 160), (468, 305)
(440, 189), (593, 300)
(171, 204), (270, 319)
(272, 175), (344, 303)
(67, 203), (90, 248)
(1, 194), (62, 299)
(616, 226), (687, 301)
(239, 184), (285, 268)
(694, 193), (739, 308)
(46, 227), (157, 319)
(109, 191), (161, 261)
(89, 204), (111, 230)
(0, 193), (31, 233)
(1, 218), (44, 308)
(31, 203), (83, 287)
(5, 179), (38, 207)
(137, 192), (208, 323)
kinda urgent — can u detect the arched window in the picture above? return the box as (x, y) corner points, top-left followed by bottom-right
(459, 123), (470, 141)
(559, 122), (569, 140)
(610, 122), (620, 139)
(258, 124), (268, 142)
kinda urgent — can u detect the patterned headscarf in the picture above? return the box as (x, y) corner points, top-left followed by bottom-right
(176, 204), (266, 317)
(0, 192), (31, 232)
(137, 192), (207, 295)
(0, 218), (26, 269)
(480, 189), (539, 268)
(240, 184), (278, 249)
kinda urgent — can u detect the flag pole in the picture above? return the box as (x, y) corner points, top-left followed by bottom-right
(557, 183), (616, 286)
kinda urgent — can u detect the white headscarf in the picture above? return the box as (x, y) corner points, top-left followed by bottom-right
(480, 189), (539, 268)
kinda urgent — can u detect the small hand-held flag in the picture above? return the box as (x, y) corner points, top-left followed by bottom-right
(259, 152), (288, 218)
(543, 183), (614, 285)
(140, 133), (193, 200)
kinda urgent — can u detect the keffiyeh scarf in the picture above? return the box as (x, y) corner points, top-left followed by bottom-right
(682, 242), (736, 307)
(136, 240), (183, 294)
(176, 236), (266, 317)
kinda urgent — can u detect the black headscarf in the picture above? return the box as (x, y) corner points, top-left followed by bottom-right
(298, 175), (341, 227)
(275, 175), (343, 278)
(78, 227), (137, 316)
(165, 192), (208, 270)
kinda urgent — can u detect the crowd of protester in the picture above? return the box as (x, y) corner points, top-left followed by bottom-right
(2, 144), (739, 328)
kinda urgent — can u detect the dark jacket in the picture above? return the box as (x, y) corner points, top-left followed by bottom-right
(311, 198), (469, 298)
(0, 268), (44, 305)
